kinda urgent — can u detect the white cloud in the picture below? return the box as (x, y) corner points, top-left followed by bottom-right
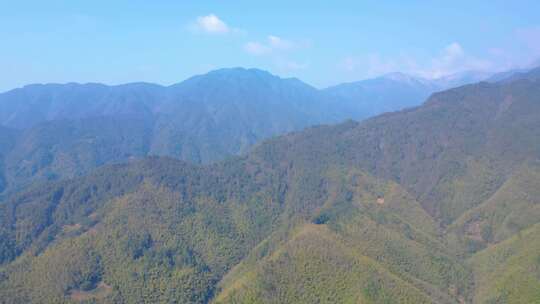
(336, 26), (540, 84)
(244, 42), (271, 55)
(194, 14), (230, 34)
(340, 42), (499, 80)
(243, 35), (310, 74)
(417, 42), (492, 78)
(244, 35), (300, 56)
(444, 42), (465, 58)
(268, 36), (293, 50)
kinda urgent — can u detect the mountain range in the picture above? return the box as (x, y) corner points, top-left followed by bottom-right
(322, 69), (519, 117)
(0, 66), (530, 196)
(0, 68), (337, 195)
(0, 68), (499, 130)
(0, 67), (538, 303)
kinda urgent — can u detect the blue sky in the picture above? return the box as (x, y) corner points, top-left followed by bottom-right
(1, 1), (540, 91)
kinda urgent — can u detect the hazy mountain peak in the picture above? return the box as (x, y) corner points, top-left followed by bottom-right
(172, 67), (277, 88)
(433, 70), (493, 88)
(195, 67), (275, 80)
(171, 67), (318, 95)
(498, 66), (540, 83)
(381, 72), (420, 83)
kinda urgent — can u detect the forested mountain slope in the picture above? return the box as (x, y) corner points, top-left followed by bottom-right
(0, 70), (539, 303)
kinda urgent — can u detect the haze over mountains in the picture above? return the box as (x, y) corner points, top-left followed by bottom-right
(0, 67), (539, 303)
(0, 67), (508, 130)
(0, 68), (484, 129)
(0, 66), (532, 196)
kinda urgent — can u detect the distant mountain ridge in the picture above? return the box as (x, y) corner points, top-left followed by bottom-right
(0, 66), (537, 195)
(0, 68), (340, 130)
(323, 72), (439, 117)
(321, 69), (515, 117)
(0, 82), (165, 129)
(0, 68), (343, 195)
(0, 67), (516, 130)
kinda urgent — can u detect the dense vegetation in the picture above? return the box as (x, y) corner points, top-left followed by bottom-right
(0, 68), (539, 303)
